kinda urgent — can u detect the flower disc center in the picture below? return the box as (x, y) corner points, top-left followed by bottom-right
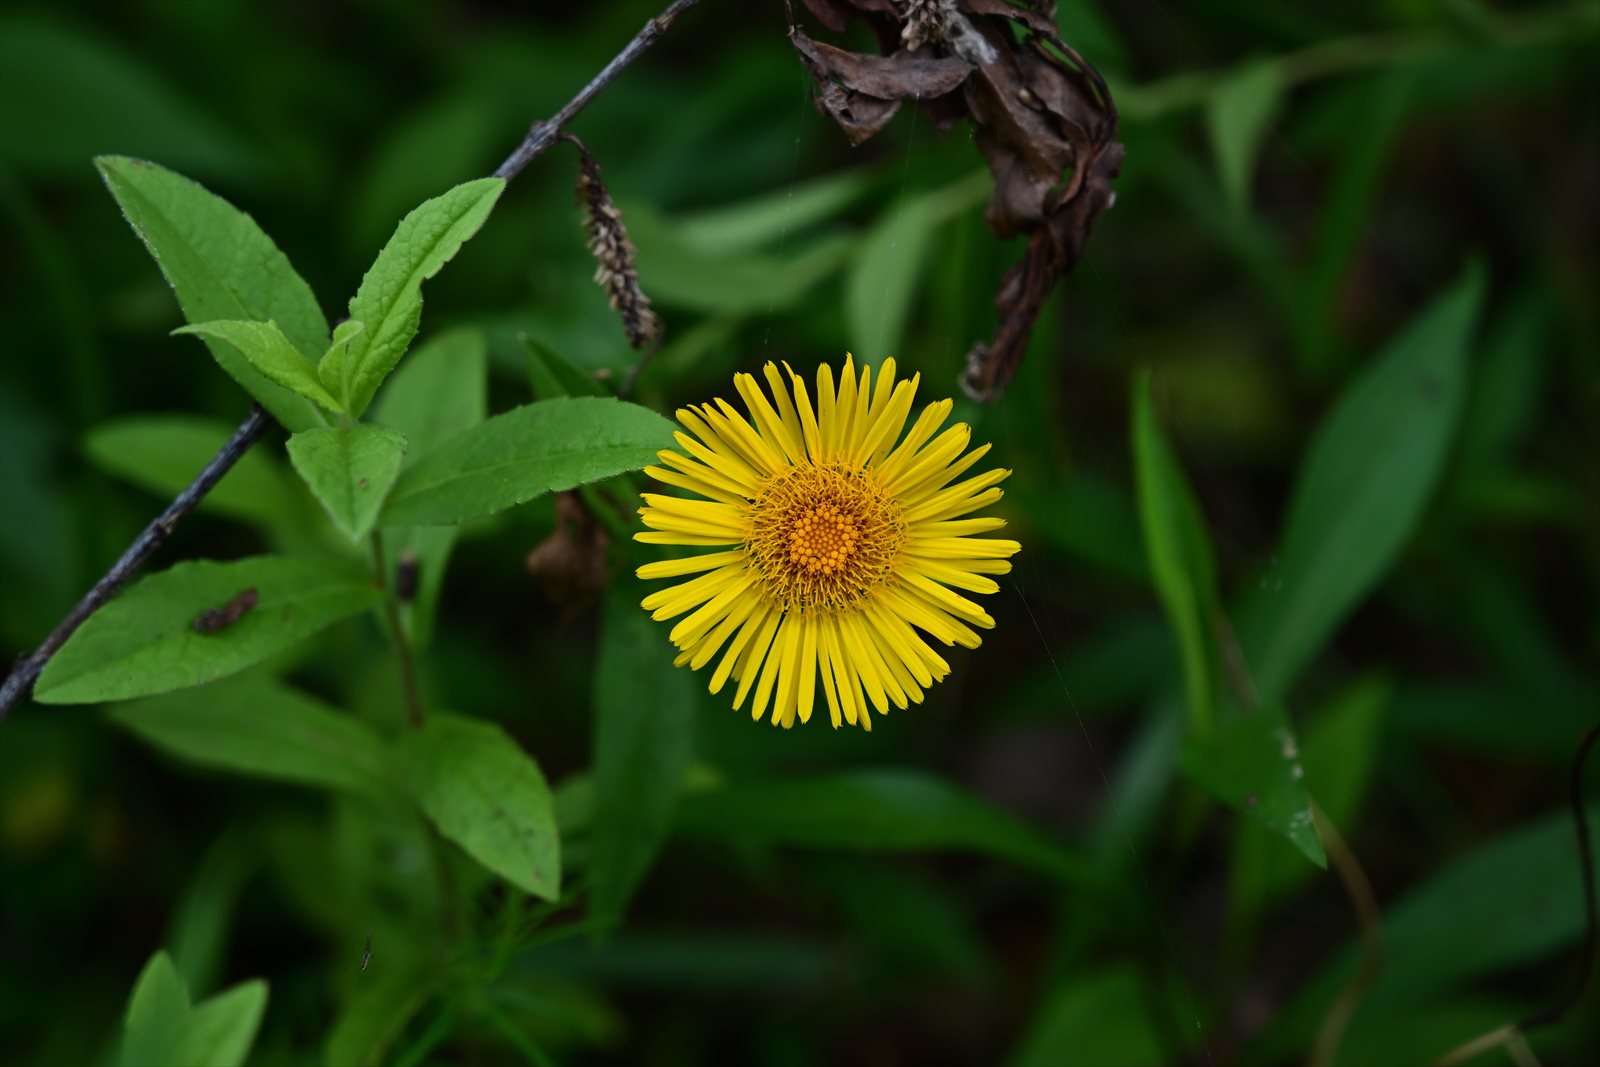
(748, 463), (903, 614)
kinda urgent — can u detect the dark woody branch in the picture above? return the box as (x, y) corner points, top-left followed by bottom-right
(0, 0), (706, 719)
(0, 406), (271, 716)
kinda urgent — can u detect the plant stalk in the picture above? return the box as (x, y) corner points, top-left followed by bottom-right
(370, 530), (424, 729)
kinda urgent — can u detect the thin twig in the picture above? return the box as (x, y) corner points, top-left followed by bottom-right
(493, 0), (704, 181)
(0, 405), (270, 718)
(0, 0), (705, 719)
(1212, 609), (1261, 714)
(370, 531), (424, 730)
(1505, 1031), (1544, 1067)
(1432, 1023), (1523, 1067)
(619, 337), (664, 398)
(1308, 802), (1383, 1067)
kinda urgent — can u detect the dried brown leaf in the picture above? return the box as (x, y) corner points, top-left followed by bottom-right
(801, 0), (857, 32)
(964, 0), (1057, 36)
(789, 0), (1122, 401)
(526, 492), (613, 616)
(792, 31), (974, 145)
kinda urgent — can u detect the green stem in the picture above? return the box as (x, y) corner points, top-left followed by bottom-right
(370, 529), (424, 729)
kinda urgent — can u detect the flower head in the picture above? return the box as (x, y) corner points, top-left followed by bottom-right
(635, 356), (1019, 730)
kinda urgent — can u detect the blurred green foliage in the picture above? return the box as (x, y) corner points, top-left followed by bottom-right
(1, 1), (1597, 1065)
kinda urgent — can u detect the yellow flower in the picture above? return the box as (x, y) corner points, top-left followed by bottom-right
(635, 355), (1020, 730)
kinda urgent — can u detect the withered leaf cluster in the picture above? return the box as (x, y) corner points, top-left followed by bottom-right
(525, 491), (614, 616)
(790, 0), (1123, 400)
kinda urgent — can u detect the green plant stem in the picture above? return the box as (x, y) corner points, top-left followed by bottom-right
(370, 530), (424, 729)
(1212, 610), (1260, 715)
(1114, 1), (1598, 119)
(476, 999), (559, 1067)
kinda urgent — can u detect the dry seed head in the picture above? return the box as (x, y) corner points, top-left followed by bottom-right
(572, 139), (662, 350)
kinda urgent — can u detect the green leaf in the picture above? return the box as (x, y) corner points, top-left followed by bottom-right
(324, 962), (436, 1067)
(1181, 705), (1324, 866)
(1228, 677), (1389, 938)
(1296, 677), (1388, 835)
(1391, 678), (1593, 761)
(1090, 704), (1185, 864)
(1132, 372), (1219, 733)
(0, 391), (76, 642)
(627, 203), (853, 315)
(35, 556), (380, 704)
(525, 931), (831, 990)
(1333, 998), (1546, 1067)
(0, 17), (256, 181)
(846, 193), (937, 360)
(1249, 805), (1599, 1064)
(84, 415), (298, 527)
(321, 177), (504, 416)
(811, 859), (989, 981)
(1293, 72), (1412, 374)
(590, 581), (696, 925)
(1453, 551), (1597, 732)
(285, 425), (408, 541)
(165, 831), (254, 997)
(1458, 287), (1549, 469)
(675, 169), (873, 253)
(322, 318), (367, 382)
(108, 674), (396, 799)
(381, 397), (675, 527)
(1015, 470), (1148, 582)
(675, 769), (1097, 888)
(1010, 968), (1165, 1067)
(552, 774), (596, 837)
(1241, 265), (1484, 705)
(373, 327), (488, 646)
(525, 337), (606, 400)
(175, 319), (343, 414)
(170, 981), (268, 1067)
(374, 328), (489, 461)
(119, 950), (268, 1067)
(349, 90), (504, 250)
(95, 156), (329, 430)
(1206, 59), (1282, 210)
(122, 951), (190, 1067)
(400, 714), (560, 900)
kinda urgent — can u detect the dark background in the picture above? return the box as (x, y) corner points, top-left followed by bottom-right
(2, 1), (1597, 1064)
